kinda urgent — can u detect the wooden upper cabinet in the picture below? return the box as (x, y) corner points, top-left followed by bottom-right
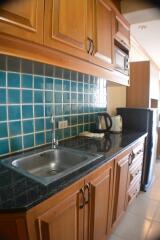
(84, 161), (114, 240)
(0, 0), (44, 44)
(114, 14), (130, 48)
(111, 150), (130, 229)
(44, 0), (89, 60)
(92, 0), (114, 67)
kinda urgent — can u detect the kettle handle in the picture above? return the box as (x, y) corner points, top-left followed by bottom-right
(104, 113), (112, 131)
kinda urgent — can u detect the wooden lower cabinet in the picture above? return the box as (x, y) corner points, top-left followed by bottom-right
(84, 160), (114, 240)
(111, 149), (131, 229)
(0, 138), (146, 240)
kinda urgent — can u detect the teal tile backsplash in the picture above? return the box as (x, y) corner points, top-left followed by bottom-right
(0, 54), (107, 156)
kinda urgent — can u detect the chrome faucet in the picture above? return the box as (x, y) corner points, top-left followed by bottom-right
(51, 115), (58, 149)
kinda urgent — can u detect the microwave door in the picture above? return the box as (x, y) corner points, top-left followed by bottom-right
(115, 50), (125, 71)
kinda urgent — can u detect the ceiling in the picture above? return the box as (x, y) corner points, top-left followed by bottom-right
(121, 0), (160, 68)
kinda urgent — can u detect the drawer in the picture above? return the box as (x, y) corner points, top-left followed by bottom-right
(132, 141), (144, 156)
(127, 176), (141, 206)
(128, 158), (143, 186)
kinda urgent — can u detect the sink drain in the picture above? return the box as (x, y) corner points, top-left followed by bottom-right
(47, 169), (58, 175)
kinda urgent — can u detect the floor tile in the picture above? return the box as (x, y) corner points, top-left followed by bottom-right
(114, 212), (151, 240)
(128, 195), (159, 220)
(108, 234), (123, 240)
(152, 203), (160, 222)
(145, 221), (160, 240)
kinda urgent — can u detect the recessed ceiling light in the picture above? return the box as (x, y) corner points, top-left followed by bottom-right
(138, 25), (147, 30)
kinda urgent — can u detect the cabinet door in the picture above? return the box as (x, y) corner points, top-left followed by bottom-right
(37, 187), (84, 240)
(92, 0), (113, 66)
(84, 161), (114, 240)
(0, 0), (44, 44)
(115, 15), (130, 48)
(44, 0), (89, 60)
(111, 151), (129, 229)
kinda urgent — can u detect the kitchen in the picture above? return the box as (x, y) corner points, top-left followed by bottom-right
(0, 0), (159, 240)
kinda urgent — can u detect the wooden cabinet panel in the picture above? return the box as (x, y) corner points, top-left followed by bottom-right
(44, 0), (89, 60)
(0, 0), (44, 44)
(85, 161), (114, 240)
(93, 0), (113, 65)
(37, 188), (83, 240)
(111, 151), (130, 228)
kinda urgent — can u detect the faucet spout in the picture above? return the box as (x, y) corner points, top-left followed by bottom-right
(51, 115), (58, 149)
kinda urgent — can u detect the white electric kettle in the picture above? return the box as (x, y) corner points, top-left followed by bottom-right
(110, 115), (122, 133)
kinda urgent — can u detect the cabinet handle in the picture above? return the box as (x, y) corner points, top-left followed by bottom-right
(128, 153), (132, 166)
(84, 183), (90, 204)
(79, 188), (85, 209)
(91, 40), (94, 56)
(87, 37), (92, 54)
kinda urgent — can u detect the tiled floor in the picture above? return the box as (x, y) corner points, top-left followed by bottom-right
(109, 161), (160, 240)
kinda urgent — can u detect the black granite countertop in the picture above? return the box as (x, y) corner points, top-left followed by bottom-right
(0, 131), (147, 212)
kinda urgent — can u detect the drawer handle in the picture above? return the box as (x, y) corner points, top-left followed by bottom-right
(79, 188), (85, 209)
(87, 37), (92, 54)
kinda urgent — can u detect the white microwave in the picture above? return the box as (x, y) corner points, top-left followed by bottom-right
(115, 47), (129, 75)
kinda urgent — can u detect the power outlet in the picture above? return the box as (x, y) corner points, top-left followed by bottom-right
(58, 120), (68, 129)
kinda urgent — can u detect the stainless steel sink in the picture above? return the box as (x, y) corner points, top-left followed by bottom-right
(2, 147), (102, 185)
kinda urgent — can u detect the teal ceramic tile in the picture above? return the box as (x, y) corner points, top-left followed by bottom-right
(84, 104), (89, 113)
(10, 136), (22, 152)
(64, 127), (70, 138)
(71, 71), (77, 81)
(90, 123), (96, 131)
(45, 77), (53, 90)
(22, 90), (33, 103)
(84, 94), (88, 103)
(63, 104), (70, 115)
(71, 93), (77, 103)
(84, 83), (89, 93)
(8, 106), (20, 120)
(90, 114), (95, 122)
(7, 72), (20, 88)
(0, 123), (8, 138)
(21, 74), (33, 88)
(84, 114), (89, 123)
(78, 73), (83, 82)
(0, 88), (6, 103)
(34, 62), (44, 75)
(45, 104), (54, 117)
(78, 115), (83, 124)
(34, 90), (43, 103)
(23, 120), (34, 134)
(55, 79), (62, 91)
(34, 76), (44, 89)
(54, 67), (62, 79)
(84, 74), (89, 83)
(22, 105), (33, 119)
(63, 69), (70, 80)
(0, 56), (6, 71)
(84, 124), (89, 131)
(56, 129), (63, 140)
(63, 92), (70, 103)
(7, 56), (20, 72)
(63, 80), (70, 91)
(78, 104), (83, 114)
(45, 91), (53, 103)
(78, 82), (83, 92)
(63, 116), (70, 126)
(34, 105), (44, 117)
(9, 121), (21, 136)
(35, 119), (44, 132)
(0, 139), (9, 155)
(23, 134), (34, 149)
(71, 126), (77, 137)
(21, 59), (33, 74)
(90, 75), (94, 84)
(0, 71), (6, 86)
(46, 131), (52, 143)
(46, 118), (52, 130)
(35, 132), (45, 145)
(55, 104), (62, 116)
(71, 116), (78, 125)
(8, 89), (20, 103)
(78, 125), (83, 134)
(55, 92), (62, 103)
(45, 64), (53, 77)
(71, 81), (77, 92)
(78, 93), (83, 103)
(0, 106), (7, 121)
(71, 104), (78, 114)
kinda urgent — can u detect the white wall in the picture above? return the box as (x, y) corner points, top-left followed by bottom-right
(107, 86), (126, 116)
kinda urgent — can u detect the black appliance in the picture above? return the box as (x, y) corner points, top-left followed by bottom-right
(96, 113), (112, 133)
(117, 108), (158, 191)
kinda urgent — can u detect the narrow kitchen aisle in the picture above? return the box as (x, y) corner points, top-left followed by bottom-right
(109, 161), (160, 240)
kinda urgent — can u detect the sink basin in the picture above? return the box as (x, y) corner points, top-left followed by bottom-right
(2, 147), (102, 185)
